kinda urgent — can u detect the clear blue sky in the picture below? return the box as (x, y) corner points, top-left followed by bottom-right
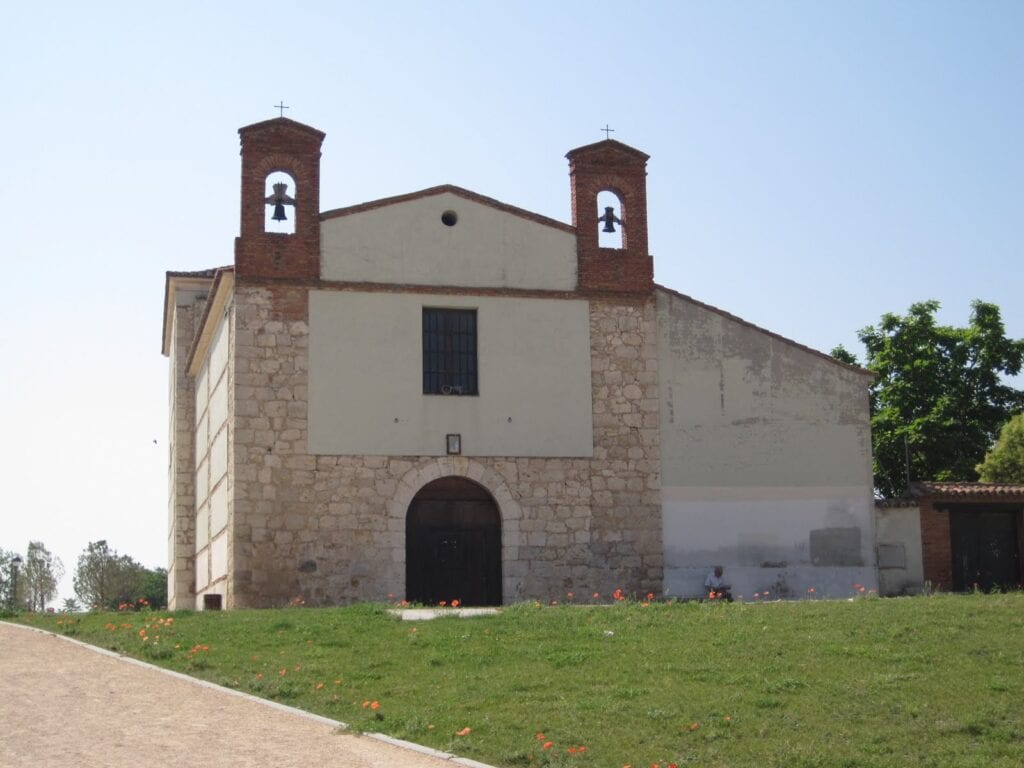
(1, 2), (1021, 605)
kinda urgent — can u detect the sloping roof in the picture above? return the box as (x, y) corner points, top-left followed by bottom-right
(186, 268), (235, 376)
(237, 116), (326, 141)
(319, 184), (575, 234)
(161, 268), (226, 357)
(910, 481), (1024, 502)
(654, 284), (875, 378)
(565, 138), (650, 162)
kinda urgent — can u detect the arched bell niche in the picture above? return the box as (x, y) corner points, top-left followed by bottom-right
(264, 170), (297, 234)
(597, 189), (624, 249)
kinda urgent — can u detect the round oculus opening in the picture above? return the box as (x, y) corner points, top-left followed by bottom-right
(441, 210), (458, 227)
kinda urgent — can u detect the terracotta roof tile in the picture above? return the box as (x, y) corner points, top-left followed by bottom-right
(910, 481), (1024, 501)
(166, 267), (224, 279)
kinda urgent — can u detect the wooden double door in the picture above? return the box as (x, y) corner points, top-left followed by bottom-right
(406, 477), (502, 606)
(951, 507), (1022, 592)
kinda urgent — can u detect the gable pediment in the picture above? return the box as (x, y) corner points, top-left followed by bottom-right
(319, 187), (578, 291)
(320, 184), (573, 233)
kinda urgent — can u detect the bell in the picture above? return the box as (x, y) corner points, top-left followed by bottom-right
(600, 205), (622, 233)
(265, 181), (295, 222)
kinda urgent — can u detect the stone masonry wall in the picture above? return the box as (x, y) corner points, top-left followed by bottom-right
(229, 285), (662, 607)
(585, 298), (663, 595)
(168, 303), (199, 610)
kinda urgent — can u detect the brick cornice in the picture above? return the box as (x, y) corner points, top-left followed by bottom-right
(566, 138), (650, 163)
(162, 270), (224, 357)
(238, 116), (326, 141)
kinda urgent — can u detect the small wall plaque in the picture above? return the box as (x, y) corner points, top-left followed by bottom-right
(446, 433), (461, 455)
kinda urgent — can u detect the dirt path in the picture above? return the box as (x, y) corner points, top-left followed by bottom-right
(0, 622), (484, 768)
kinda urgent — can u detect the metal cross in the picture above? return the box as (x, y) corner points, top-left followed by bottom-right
(275, 101), (290, 118)
(601, 124), (615, 139)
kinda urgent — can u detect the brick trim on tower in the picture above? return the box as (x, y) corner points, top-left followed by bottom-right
(567, 140), (653, 294)
(235, 118), (325, 281)
(918, 497), (953, 588)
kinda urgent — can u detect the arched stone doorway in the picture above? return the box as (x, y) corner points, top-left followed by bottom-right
(406, 476), (502, 606)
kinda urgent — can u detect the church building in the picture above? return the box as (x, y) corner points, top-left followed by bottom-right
(162, 117), (877, 610)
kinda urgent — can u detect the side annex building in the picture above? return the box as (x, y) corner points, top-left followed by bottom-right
(162, 117), (877, 609)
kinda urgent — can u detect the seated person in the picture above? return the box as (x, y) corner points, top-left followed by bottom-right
(704, 566), (733, 602)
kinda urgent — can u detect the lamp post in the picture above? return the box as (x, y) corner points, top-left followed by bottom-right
(10, 555), (21, 611)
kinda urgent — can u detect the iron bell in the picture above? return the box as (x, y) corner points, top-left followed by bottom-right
(265, 182), (295, 222)
(599, 205), (623, 233)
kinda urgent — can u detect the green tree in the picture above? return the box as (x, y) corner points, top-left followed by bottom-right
(23, 541), (64, 612)
(829, 345), (859, 366)
(856, 300), (1024, 497)
(977, 413), (1024, 483)
(61, 597), (81, 613)
(139, 567), (168, 609)
(0, 548), (26, 611)
(73, 540), (148, 610)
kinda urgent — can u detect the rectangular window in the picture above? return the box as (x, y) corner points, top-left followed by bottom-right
(423, 308), (478, 395)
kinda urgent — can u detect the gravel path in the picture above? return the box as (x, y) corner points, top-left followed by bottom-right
(0, 621), (485, 768)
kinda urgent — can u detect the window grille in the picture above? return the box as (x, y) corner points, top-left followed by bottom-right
(423, 308), (478, 395)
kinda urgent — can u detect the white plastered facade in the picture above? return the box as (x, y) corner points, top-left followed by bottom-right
(193, 307), (232, 605)
(656, 288), (877, 599)
(320, 191), (577, 291)
(308, 291), (593, 458)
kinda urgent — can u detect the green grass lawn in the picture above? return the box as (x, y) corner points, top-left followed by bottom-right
(17, 593), (1024, 768)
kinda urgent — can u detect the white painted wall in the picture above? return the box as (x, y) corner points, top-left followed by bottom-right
(193, 308), (231, 602)
(196, 549), (209, 592)
(873, 504), (924, 596)
(210, 482), (228, 538)
(320, 191), (577, 290)
(308, 291), (594, 457)
(663, 486), (877, 599)
(656, 289), (877, 599)
(210, 532), (228, 581)
(656, 290), (872, 488)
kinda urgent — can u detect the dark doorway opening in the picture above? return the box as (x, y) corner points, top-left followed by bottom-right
(406, 477), (502, 606)
(951, 507), (1022, 592)
(203, 594), (223, 610)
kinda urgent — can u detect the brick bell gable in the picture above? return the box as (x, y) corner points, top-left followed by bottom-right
(567, 139), (653, 295)
(235, 117), (326, 282)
